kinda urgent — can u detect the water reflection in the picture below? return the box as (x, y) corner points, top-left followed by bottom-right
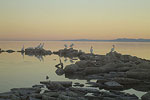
(55, 57), (64, 76)
(19, 51), (45, 62)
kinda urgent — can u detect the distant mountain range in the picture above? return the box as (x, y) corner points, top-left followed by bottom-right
(62, 38), (150, 42)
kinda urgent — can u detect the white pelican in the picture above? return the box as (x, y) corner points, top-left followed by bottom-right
(110, 45), (115, 52)
(70, 43), (74, 48)
(40, 43), (44, 49)
(36, 43), (41, 49)
(64, 44), (68, 49)
(90, 46), (93, 54)
(21, 45), (24, 51)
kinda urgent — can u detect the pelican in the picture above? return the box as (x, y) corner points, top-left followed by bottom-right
(90, 46), (93, 54)
(40, 43), (44, 49)
(36, 43), (41, 49)
(64, 44), (68, 49)
(110, 45), (115, 52)
(21, 45), (24, 51)
(70, 43), (74, 48)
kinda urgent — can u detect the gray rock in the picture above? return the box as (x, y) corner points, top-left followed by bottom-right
(40, 81), (72, 88)
(6, 50), (15, 53)
(42, 95), (57, 100)
(69, 87), (99, 93)
(0, 92), (20, 100)
(104, 81), (123, 90)
(25, 48), (52, 56)
(11, 87), (41, 96)
(64, 64), (79, 74)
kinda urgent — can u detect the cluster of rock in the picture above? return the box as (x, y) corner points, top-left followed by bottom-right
(0, 48), (15, 53)
(63, 52), (150, 92)
(0, 80), (141, 100)
(24, 48), (52, 56)
(53, 48), (84, 58)
(0, 48), (52, 56)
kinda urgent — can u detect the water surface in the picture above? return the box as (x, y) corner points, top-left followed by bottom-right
(0, 41), (149, 98)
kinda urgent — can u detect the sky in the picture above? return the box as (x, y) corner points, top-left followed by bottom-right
(0, 0), (150, 40)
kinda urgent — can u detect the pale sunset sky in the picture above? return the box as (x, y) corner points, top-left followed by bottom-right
(0, 0), (150, 40)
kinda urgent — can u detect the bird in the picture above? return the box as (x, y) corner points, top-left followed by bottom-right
(110, 45), (115, 52)
(64, 44), (68, 49)
(36, 43), (41, 49)
(21, 45), (24, 52)
(90, 46), (93, 54)
(46, 76), (49, 80)
(70, 43), (74, 48)
(40, 43), (44, 49)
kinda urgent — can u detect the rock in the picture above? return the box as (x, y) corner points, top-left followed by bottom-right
(69, 87), (100, 93)
(85, 74), (104, 80)
(103, 72), (126, 78)
(112, 77), (142, 85)
(42, 92), (59, 98)
(104, 81), (123, 90)
(0, 92), (20, 100)
(25, 48), (52, 56)
(29, 97), (41, 100)
(11, 87), (41, 96)
(40, 81), (72, 90)
(55, 68), (64, 76)
(32, 85), (44, 88)
(86, 82), (100, 87)
(75, 60), (88, 68)
(5, 50), (15, 53)
(64, 64), (79, 74)
(73, 83), (84, 87)
(42, 95), (57, 100)
(102, 91), (138, 100)
(30, 93), (42, 99)
(84, 67), (102, 75)
(141, 91), (150, 100)
(40, 81), (72, 88)
(53, 48), (84, 58)
(126, 69), (150, 80)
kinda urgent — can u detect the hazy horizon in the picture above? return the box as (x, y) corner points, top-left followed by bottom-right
(0, 0), (150, 40)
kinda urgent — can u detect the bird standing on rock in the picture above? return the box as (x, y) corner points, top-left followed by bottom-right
(90, 46), (93, 54)
(40, 43), (44, 49)
(46, 76), (49, 80)
(64, 44), (68, 49)
(110, 45), (115, 52)
(21, 45), (24, 52)
(36, 43), (41, 49)
(70, 43), (74, 48)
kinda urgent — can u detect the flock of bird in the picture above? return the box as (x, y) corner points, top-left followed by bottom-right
(64, 43), (74, 49)
(21, 42), (115, 54)
(21, 43), (45, 51)
(90, 45), (115, 54)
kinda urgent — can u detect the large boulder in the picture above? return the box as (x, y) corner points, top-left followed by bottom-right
(25, 48), (52, 55)
(126, 69), (150, 80)
(6, 50), (15, 53)
(40, 81), (72, 90)
(64, 64), (79, 74)
(53, 48), (84, 58)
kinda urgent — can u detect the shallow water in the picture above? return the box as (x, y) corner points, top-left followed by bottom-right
(0, 41), (150, 98)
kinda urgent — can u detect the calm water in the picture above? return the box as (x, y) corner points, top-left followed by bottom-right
(0, 41), (150, 98)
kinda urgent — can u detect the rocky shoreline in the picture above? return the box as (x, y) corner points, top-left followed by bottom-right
(0, 48), (150, 100)
(0, 80), (141, 100)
